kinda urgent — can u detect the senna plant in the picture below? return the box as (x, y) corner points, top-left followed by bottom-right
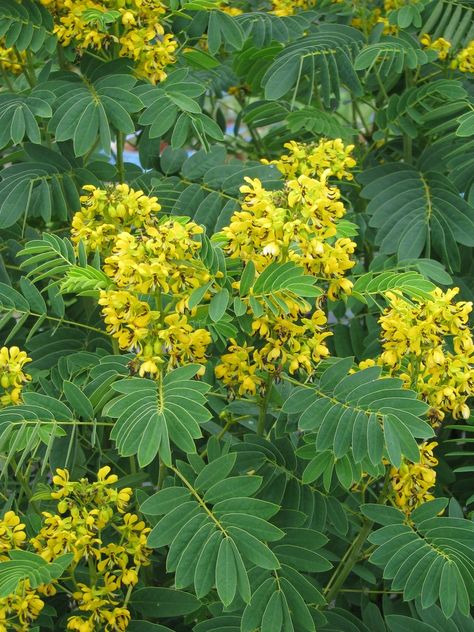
(0, 0), (474, 630)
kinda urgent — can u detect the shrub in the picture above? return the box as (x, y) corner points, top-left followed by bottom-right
(0, 0), (473, 630)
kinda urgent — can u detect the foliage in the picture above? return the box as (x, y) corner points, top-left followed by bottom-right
(0, 0), (474, 630)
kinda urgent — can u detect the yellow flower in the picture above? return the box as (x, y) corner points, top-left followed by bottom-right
(0, 511), (26, 555)
(51, 468), (74, 500)
(101, 606), (131, 631)
(270, 0), (314, 16)
(215, 340), (262, 396)
(420, 33), (451, 60)
(327, 277), (354, 301)
(0, 41), (26, 74)
(102, 219), (206, 295)
(14, 590), (45, 625)
(390, 442), (438, 514)
(264, 138), (356, 181)
(452, 40), (474, 73)
(97, 466), (118, 486)
(67, 616), (96, 632)
(219, 2), (243, 16)
(98, 290), (153, 350)
(0, 346), (32, 407)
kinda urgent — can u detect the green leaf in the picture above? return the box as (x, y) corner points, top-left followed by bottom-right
(106, 366), (211, 467)
(263, 25), (363, 105)
(216, 537), (237, 606)
(261, 590), (283, 632)
(194, 453), (237, 491)
(140, 487), (191, 516)
(240, 261), (255, 296)
(359, 165), (474, 270)
(131, 587), (200, 617)
(63, 381), (94, 419)
(204, 476), (262, 504)
(209, 288), (229, 322)
(368, 515), (474, 615)
(283, 362), (432, 468)
(457, 111), (474, 137)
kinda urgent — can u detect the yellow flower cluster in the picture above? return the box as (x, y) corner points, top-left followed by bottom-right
(215, 340), (261, 396)
(419, 34), (474, 70)
(219, 2), (243, 16)
(0, 511), (26, 558)
(99, 290), (211, 374)
(216, 305), (331, 395)
(29, 467), (150, 632)
(452, 40), (474, 73)
(72, 184), (212, 376)
(270, 0), (312, 16)
(265, 138), (356, 181)
(0, 511), (47, 631)
(0, 43), (25, 74)
(420, 33), (451, 60)
(379, 288), (474, 422)
(390, 442), (438, 514)
(351, 7), (382, 32)
(0, 347), (31, 407)
(99, 289), (152, 349)
(223, 139), (357, 292)
(71, 184), (161, 254)
(40, 0), (177, 83)
(102, 219), (207, 295)
(350, 0), (417, 35)
(0, 467), (149, 631)
(215, 140), (356, 395)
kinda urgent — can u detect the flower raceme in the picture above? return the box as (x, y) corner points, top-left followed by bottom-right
(379, 288), (474, 422)
(0, 467), (150, 632)
(214, 139), (356, 395)
(222, 140), (357, 286)
(452, 40), (474, 73)
(39, 0), (177, 83)
(390, 442), (439, 514)
(0, 347), (31, 407)
(71, 184), (161, 254)
(72, 184), (211, 375)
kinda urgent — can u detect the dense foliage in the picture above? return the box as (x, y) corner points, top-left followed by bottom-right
(0, 0), (474, 630)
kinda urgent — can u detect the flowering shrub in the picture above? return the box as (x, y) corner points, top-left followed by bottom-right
(0, 0), (474, 630)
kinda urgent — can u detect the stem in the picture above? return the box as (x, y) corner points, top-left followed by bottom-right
(257, 373), (273, 436)
(200, 417), (234, 459)
(323, 468), (391, 603)
(23, 49), (37, 87)
(157, 459), (167, 491)
(403, 69), (413, 164)
(116, 131), (125, 183)
(57, 43), (67, 70)
(1, 67), (14, 91)
(323, 519), (373, 604)
(111, 337), (121, 355)
(403, 134), (413, 164)
(123, 565), (140, 607)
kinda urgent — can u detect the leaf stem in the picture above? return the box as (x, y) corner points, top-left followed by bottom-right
(156, 459), (167, 490)
(257, 373), (273, 436)
(323, 468), (391, 603)
(323, 519), (373, 604)
(116, 131), (125, 183)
